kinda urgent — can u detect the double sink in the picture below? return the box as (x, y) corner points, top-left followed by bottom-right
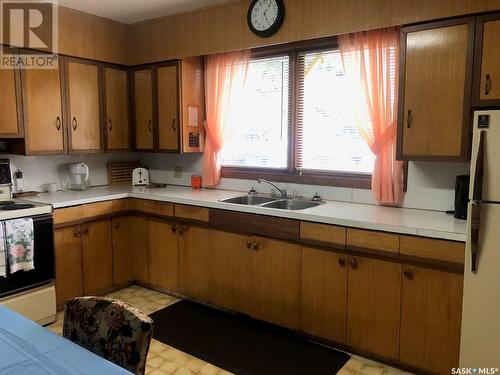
(220, 195), (324, 211)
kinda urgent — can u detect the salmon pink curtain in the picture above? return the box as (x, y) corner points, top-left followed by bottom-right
(203, 50), (251, 187)
(339, 28), (404, 205)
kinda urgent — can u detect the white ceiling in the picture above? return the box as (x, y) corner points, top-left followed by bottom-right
(58, 0), (231, 24)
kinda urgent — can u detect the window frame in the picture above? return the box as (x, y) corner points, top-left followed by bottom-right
(220, 36), (373, 189)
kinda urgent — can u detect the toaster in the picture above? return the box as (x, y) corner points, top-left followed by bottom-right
(132, 167), (150, 186)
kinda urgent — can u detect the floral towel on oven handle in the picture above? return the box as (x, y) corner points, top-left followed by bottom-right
(0, 223), (5, 278)
(4, 218), (35, 274)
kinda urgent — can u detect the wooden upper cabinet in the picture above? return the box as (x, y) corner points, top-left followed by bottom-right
(104, 67), (130, 151)
(133, 68), (154, 151)
(180, 57), (205, 153)
(157, 63), (180, 152)
(346, 255), (401, 360)
(400, 265), (463, 374)
(474, 13), (500, 106)
(67, 60), (102, 152)
(23, 61), (65, 154)
(398, 18), (474, 161)
(0, 66), (22, 137)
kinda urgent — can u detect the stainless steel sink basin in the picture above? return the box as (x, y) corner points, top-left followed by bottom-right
(261, 199), (323, 210)
(220, 195), (277, 205)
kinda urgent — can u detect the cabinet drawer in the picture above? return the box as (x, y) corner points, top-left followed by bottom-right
(111, 198), (144, 213)
(347, 228), (399, 255)
(300, 222), (345, 248)
(141, 200), (174, 217)
(400, 236), (465, 265)
(175, 204), (209, 222)
(54, 206), (83, 225)
(81, 201), (113, 219)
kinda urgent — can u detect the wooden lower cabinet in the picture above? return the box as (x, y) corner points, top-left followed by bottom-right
(112, 216), (136, 285)
(346, 255), (402, 360)
(301, 246), (347, 343)
(178, 225), (211, 301)
(54, 225), (84, 309)
(132, 217), (149, 284)
(210, 230), (253, 315)
(251, 236), (301, 329)
(81, 219), (114, 295)
(400, 265), (463, 374)
(148, 219), (179, 292)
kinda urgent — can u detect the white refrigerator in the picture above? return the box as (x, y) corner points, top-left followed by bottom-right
(460, 110), (500, 367)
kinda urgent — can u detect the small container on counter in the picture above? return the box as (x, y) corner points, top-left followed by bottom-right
(191, 175), (202, 189)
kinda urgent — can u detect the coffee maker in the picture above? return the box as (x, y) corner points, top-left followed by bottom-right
(68, 162), (89, 191)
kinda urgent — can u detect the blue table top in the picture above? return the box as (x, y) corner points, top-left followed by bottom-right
(0, 305), (132, 374)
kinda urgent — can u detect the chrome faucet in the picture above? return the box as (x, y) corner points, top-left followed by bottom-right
(257, 179), (287, 199)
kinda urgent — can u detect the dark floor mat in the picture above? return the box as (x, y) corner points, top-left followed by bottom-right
(150, 300), (350, 375)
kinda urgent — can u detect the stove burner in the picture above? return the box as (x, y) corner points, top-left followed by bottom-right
(0, 201), (14, 206)
(1, 203), (35, 210)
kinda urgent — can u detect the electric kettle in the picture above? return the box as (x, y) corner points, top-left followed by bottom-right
(68, 162), (90, 191)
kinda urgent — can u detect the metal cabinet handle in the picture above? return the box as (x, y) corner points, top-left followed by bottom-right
(147, 120), (152, 132)
(172, 118), (177, 131)
(349, 258), (358, 269)
(177, 225), (184, 235)
(72, 117), (78, 130)
(246, 240), (252, 249)
(56, 116), (61, 130)
(113, 222), (120, 230)
(485, 74), (491, 96)
(108, 119), (113, 132)
(73, 230), (81, 237)
(82, 228), (89, 235)
(403, 269), (414, 280)
(251, 242), (259, 251)
(171, 223), (177, 233)
(338, 257), (346, 267)
(407, 109), (412, 129)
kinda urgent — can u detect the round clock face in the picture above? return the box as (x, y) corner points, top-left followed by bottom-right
(247, 0), (284, 38)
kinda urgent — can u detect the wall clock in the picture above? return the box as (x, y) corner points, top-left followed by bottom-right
(247, 0), (285, 38)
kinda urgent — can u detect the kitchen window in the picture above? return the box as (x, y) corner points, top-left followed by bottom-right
(221, 39), (378, 188)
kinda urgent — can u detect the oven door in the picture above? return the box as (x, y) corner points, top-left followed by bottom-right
(0, 214), (54, 298)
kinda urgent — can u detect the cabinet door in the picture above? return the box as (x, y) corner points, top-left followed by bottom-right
(23, 65), (65, 154)
(148, 219), (179, 292)
(399, 20), (473, 160)
(178, 225), (210, 301)
(210, 230), (253, 315)
(67, 60), (102, 152)
(81, 219), (114, 295)
(112, 216), (134, 285)
(301, 246), (347, 343)
(157, 64), (179, 152)
(0, 68), (22, 137)
(133, 68), (154, 150)
(346, 255), (401, 360)
(105, 67), (130, 150)
(400, 265), (463, 374)
(54, 226), (83, 309)
(131, 216), (149, 284)
(252, 236), (301, 329)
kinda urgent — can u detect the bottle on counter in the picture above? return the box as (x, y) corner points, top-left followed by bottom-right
(14, 170), (24, 192)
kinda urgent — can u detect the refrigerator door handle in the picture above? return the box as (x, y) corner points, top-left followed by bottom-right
(472, 130), (485, 204)
(470, 130), (485, 273)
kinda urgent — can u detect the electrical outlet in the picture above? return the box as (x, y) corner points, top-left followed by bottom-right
(174, 166), (182, 178)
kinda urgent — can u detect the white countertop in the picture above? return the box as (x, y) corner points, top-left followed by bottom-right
(27, 185), (467, 242)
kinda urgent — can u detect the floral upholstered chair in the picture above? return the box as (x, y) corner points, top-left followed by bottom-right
(63, 297), (154, 375)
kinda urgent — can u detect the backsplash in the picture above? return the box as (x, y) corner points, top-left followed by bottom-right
(6, 153), (139, 192)
(4, 152), (470, 212)
(141, 153), (470, 212)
